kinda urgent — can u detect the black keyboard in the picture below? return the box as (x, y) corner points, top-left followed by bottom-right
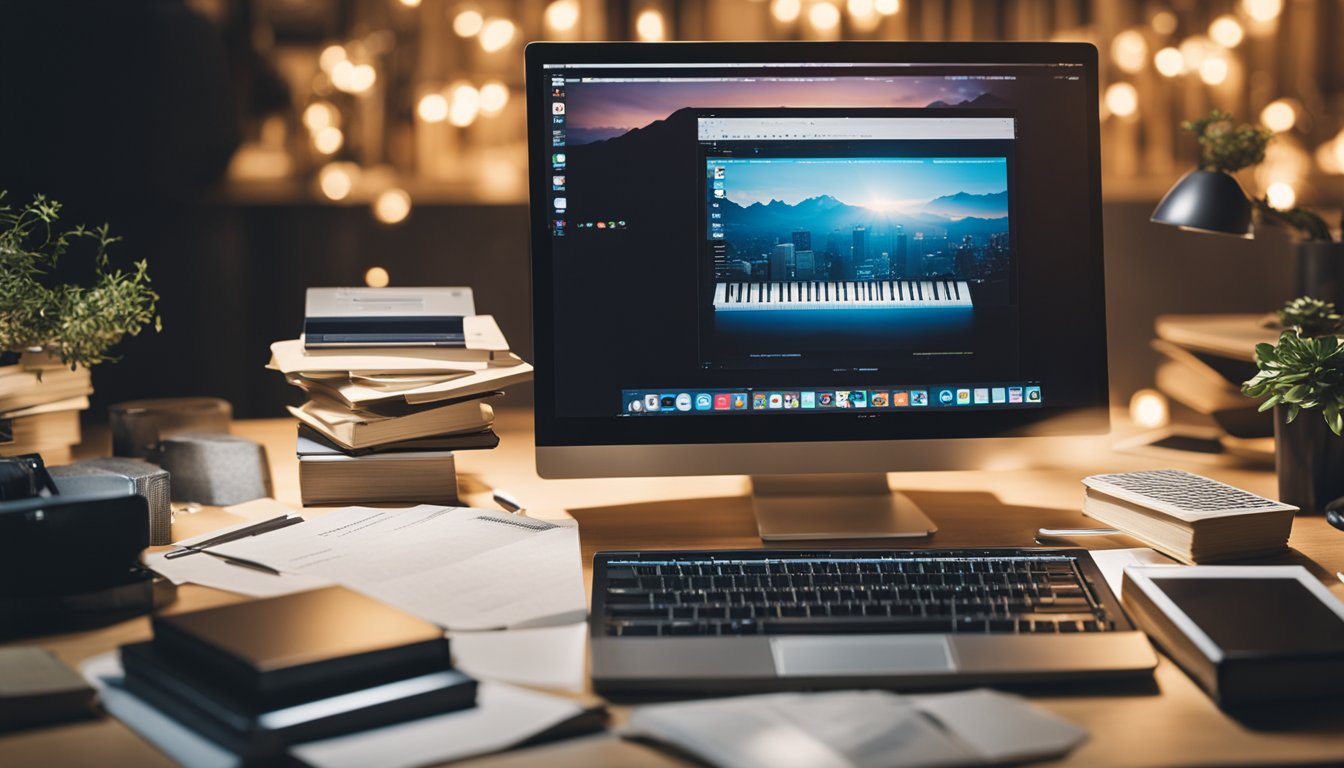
(594, 549), (1126, 638)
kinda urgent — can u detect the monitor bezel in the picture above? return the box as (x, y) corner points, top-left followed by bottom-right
(525, 41), (1107, 452)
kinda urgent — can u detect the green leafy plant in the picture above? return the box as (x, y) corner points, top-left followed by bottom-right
(1243, 297), (1344, 435)
(1183, 110), (1336, 242)
(0, 192), (160, 369)
(1278, 297), (1343, 339)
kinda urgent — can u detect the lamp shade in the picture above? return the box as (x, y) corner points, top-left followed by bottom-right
(1150, 169), (1253, 237)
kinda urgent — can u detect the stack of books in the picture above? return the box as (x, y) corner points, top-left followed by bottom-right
(119, 587), (476, 763)
(1151, 314), (1279, 442)
(0, 351), (93, 465)
(267, 313), (531, 506)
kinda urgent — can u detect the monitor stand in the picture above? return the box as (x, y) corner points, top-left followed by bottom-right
(750, 473), (938, 541)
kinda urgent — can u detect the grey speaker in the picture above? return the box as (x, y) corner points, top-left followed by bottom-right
(153, 433), (272, 506)
(49, 458), (173, 545)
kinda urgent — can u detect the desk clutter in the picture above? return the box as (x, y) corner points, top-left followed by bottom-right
(268, 287), (532, 506)
(0, 350), (92, 465)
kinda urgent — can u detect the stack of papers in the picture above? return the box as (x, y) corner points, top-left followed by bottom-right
(267, 297), (531, 505)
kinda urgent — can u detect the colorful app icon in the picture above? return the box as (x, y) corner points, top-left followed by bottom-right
(675, 393), (692, 412)
(768, 393), (783, 409)
(714, 393), (732, 410)
(644, 394), (660, 412)
(1026, 386), (1042, 402)
(752, 393), (768, 409)
(554, 197), (567, 210)
(956, 389), (971, 405)
(892, 391), (910, 406)
(713, 188), (726, 199)
(991, 387), (1006, 404)
(552, 102), (566, 115)
(973, 388), (989, 404)
(596, 221), (606, 229)
(713, 166), (726, 179)
(551, 153), (566, 165)
(695, 393), (713, 411)
(1008, 387), (1024, 403)
(873, 392), (891, 407)
(938, 389), (954, 405)
(835, 391), (851, 408)
(851, 390), (869, 408)
(911, 390), (928, 406)
(801, 391), (816, 409)
(732, 393), (748, 409)
(660, 395), (676, 410)
(818, 392), (835, 406)
(552, 175), (565, 187)
(783, 392), (800, 409)
(628, 398), (644, 413)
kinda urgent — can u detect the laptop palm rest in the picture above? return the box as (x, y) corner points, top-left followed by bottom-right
(770, 636), (956, 677)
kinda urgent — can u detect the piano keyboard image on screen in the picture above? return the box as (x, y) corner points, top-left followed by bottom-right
(712, 280), (973, 311)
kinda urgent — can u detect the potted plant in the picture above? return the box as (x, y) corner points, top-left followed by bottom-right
(1242, 296), (1344, 518)
(0, 192), (160, 372)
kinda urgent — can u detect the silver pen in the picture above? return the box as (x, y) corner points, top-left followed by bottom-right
(492, 489), (526, 516)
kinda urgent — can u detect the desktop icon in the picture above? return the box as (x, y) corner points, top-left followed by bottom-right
(851, 390), (869, 408)
(675, 393), (692, 412)
(752, 393), (768, 409)
(911, 390), (928, 406)
(892, 391), (910, 407)
(732, 392), (748, 409)
(551, 153), (566, 165)
(768, 393), (783, 409)
(644, 394), (660, 412)
(783, 392), (800, 409)
(713, 166), (725, 179)
(713, 393), (732, 410)
(991, 387), (1007, 404)
(938, 389), (954, 405)
(1026, 386), (1042, 402)
(1008, 387), (1024, 403)
(628, 398), (644, 413)
(835, 391), (851, 408)
(554, 197), (567, 210)
(660, 395), (676, 410)
(596, 221), (606, 229)
(552, 102), (566, 115)
(974, 388), (989, 404)
(801, 391), (816, 409)
(870, 392), (889, 408)
(552, 174), (565, 187)
(956, 389), (971, 405)
(818, 392), (835, 407)
(713, 188), (726, 198)
(694, 393), (713, 411)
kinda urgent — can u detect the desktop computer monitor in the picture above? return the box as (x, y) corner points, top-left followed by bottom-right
(525, 42), (1108, 539)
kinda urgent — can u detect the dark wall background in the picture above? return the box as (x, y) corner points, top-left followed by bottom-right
(81, 199), (1292, 419)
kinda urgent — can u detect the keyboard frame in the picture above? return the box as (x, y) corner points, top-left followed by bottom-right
(591, 547), (1135, 639)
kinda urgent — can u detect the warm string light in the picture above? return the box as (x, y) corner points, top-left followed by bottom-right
(303, 102), (336, 131)
(332, 60), (376, 94)
(417, 93), (449, 123)
(1260, 100), (1297, 133)
(479, 18), (516, 52)
(636, 9), (666, 41)
(374, 189), (412, 224)
(449, 82), (481, 127)
(1208, 15), (1244, 48)
(453, 9), (484, 37)
(1154, 47), (1184, 77)
(1198, 55), (1229, 86)
(318, 162), (359, 201)
(313, 126), (344, 154)
(1111, 30), (1147, 74)
(771, 0), (801, 23)
(364, 267), (391, 288)
(1265, 181), (1296, 210)
(808, 1), (841, 30)
(1243, 0), (1283, 23)
(1104, 82), (1138, 119)
(545, 0), (580, 32)
(1150, 11), (1177, 36)
(874, 0), (899, 15)
(479, 81), (509, 114)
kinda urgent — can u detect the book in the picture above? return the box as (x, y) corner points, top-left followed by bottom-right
(297, 424), (499, 455)
(303, 286), (476, 348)
(298, 432), (459, 506)
(1081, 471), (1295, 564)
(0, 647), (96, 731)
(0, 410), (81, 460)
(1154, 314), (1279, 362)
(268, 316), (518, 374)
(288, 397), (495, 450)
(0, 365), (92, 412)
(287, 358), (534, 409)
(150, 587), (452, 701)
(121, 641), (475, 761)
(1122, 566), (1344, 707)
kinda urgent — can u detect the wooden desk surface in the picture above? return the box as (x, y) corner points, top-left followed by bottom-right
(4, 409), (1344, 767)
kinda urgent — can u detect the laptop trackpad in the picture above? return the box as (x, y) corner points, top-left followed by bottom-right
(770, 636), (955, 677)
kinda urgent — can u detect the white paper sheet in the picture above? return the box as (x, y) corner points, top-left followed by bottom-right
(625, 689), (1087, 768)
(450, 622), (588, 692)
(1087, 547), (1181, 598)
(81, 652), (595, 768)
(213, 506), (587, 630)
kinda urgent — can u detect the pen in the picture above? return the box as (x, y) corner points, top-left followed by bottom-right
(206, 550), (283, 575)
(492, 489), (526, 516)
(165, 515), (303, 559)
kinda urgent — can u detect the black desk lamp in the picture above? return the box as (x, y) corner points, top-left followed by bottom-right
(1151, 169), (1253, 237)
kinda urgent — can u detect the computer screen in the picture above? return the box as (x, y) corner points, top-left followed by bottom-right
(527, 43), (1106, 471)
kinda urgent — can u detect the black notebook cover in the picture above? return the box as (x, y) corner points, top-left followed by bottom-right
(151, 587), (450, 701)
(122, 642), (475, 762)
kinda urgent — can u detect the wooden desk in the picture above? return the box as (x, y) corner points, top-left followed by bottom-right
(4, 408), (1344, 767)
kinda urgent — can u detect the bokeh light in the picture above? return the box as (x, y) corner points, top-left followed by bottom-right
(1111, 30), (1148, 74)
(373, 189), (412, 224)
(808, 1), (841, 30)
(544, 0), (580, 32)
(1154, 47), (1184, 77)
(1208, 15), (1244, 48)
(417, 93), (449, 123)
(1104, 82), (1139, 119)
(364, 266), (391, 287)
(479, 81), (510, 114)
(1265, 181), (1296, 210)
(636, 9), (666, 41)
(1260, 100), (1296, 133)
(453, 9), (484, 37)
(771, 0), (802, 23)
(479, 18), (516, 52)
(313, 126), (344, 154)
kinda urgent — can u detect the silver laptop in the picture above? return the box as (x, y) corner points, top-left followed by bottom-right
(591, 548), (1158, 696)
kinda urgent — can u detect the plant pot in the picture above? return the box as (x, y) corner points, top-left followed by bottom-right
(1274, 404), (1344, 513)
(1294, 240), (1344, 309)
